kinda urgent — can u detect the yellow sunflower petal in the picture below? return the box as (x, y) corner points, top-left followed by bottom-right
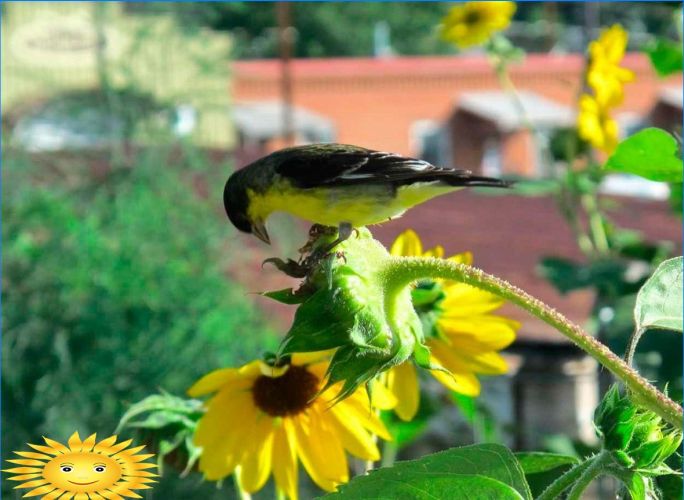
(437, 315), (518, 349)
(446, 251), (473, 266)
(429, 344), (481, 396)
(292, 408), (348, 491)
(423, 245), (445, 259)
(341, 395), (392, 441)
(196, 391), (256, 480)
(431, 368), (481, 396)
(452, 350), (509, 375)
(291, 350), (334, 366)
(187, 367), (241, 397)
(439, 284), (505, 316)
(390, 229), (423, 257)
(369, 381), (397, 410)
(240, 417), (275, 493)
(332, 411), (381, 461)
(273, 424), (299, 500)
(387, 362), (420, 421)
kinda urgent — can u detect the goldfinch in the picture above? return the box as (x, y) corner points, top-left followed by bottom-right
(223, 143), (509, 245)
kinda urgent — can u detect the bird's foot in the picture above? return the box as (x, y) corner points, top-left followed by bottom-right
(298, 224), (337, 255)
(319, 222), (354, 254)
(262, 257), (311, 278)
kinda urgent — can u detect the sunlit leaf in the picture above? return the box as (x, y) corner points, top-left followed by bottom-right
(634, 257), (683, 333)
(330, 474), (524, 499)
(646, 38), (683, 77)
(329, 444), (532, 500)
(605, 128), (683, 183)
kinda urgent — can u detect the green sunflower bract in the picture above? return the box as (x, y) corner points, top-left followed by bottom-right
(269, 228), (429, 401)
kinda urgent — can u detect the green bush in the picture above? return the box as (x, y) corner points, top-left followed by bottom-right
(2, 150), (275, 498)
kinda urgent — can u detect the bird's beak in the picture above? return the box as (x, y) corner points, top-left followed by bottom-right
(252, 220), (271, 245)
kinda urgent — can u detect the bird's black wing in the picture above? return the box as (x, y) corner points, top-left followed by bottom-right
(274, 144), (508, 189)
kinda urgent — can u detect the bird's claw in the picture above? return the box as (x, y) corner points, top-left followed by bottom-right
(262, 257), (311, 278)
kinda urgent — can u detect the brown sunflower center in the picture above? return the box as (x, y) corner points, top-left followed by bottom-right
(252, 365), (320, 417)
(464, 10), (482, 25)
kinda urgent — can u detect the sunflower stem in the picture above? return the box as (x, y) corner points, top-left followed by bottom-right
(364, 409), (381, 473)
(565, 451), (612, 500)
(380, 439), (398, 468)
(536, 458), (593, 500)
(381, 257), (683, 430)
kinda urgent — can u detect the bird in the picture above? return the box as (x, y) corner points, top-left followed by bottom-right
(223, 143), (510, 247)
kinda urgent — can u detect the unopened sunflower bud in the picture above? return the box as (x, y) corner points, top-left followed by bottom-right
(271, 228), (426, 401)
(594, 385), (682, 476)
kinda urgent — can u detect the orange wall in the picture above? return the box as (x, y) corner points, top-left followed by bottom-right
(233, 54), (681, 157)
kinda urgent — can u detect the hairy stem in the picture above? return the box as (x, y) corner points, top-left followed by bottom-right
(536, 459), (593, 500)
(624, 327), (645, 367)
(566, 451), (613, 500)
(382, 257), (683, 430)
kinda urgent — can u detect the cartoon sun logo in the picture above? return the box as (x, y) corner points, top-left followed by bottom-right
(3, 432), (158, 499)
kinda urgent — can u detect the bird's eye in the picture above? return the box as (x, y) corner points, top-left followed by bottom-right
(94, 465), (106, 473)
(60, 466), (73, 473)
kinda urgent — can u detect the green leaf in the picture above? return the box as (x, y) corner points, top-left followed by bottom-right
(116, 393), (204, 433)
(261, 287), (309, 304)
(125, 411), (197, 430)
(328, 444), (532, 500)
(646, 38), (683, 77)
(538, 257), (626, 294)
(634, 257), (683, 333)
(514, 452), (579, 474)
(328, 474), (524, 499)
(605, 128), (683, 182)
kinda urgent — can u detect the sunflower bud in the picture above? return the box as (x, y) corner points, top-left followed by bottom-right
(268, 228), (426, 401)
(594, 385), (682, 475)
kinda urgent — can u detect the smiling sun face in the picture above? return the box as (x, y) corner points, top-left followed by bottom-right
(43, 451), (122, 493)
(4, 432), (157, 498)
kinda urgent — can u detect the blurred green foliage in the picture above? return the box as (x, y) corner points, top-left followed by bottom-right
(2, 148), (275, 498)
(128, 2), (681, 59)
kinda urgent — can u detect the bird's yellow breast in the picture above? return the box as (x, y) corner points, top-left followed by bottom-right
(248, 180), (458, 227)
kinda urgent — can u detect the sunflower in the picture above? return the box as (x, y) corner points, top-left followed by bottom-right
(187, 353), (393, 499)
(386, 229), (519, 421)
(578, 94), (620, 154)
(587, 25), (634, 108)
(440, 2), (516, 49)
(3, 432), (157, 499)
